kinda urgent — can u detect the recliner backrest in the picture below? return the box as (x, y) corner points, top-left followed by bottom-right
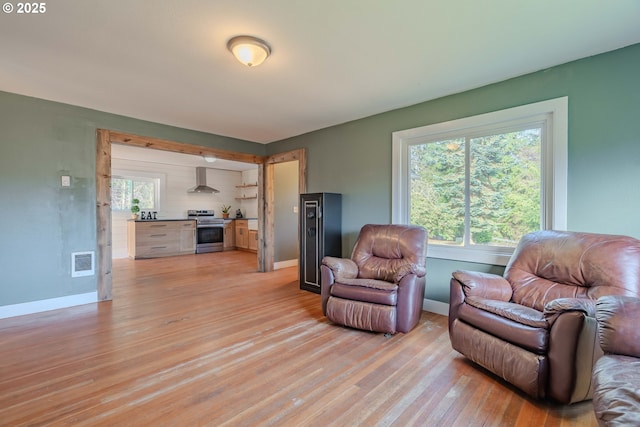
(596, 295), (640, 357)
(351, 224), (427, 283)
(505, 230), (640, 311)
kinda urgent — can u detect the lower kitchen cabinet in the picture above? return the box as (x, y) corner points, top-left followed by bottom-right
(235, 219), (249, 250)
(128, 220), (196, 259)
(234, 220), (257, 253)
(223, 220), (235, 251)
(248, 229), (258, 252)
(179, 223), (196, 253)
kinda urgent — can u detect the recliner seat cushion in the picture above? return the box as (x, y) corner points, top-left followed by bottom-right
(466, 297), (548, 328)
(458, 300), (549, 354)
(331, 278), (398, 306)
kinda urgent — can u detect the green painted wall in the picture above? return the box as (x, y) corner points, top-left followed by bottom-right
(267, 43), (640, 303)
(0, 91), (265, 306)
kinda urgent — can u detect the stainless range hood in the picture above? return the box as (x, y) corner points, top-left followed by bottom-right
(188, 167), (220, 193)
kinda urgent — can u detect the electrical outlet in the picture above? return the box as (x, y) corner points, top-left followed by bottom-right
(61, 175), (71, 187)
(293, 206), (298, 213)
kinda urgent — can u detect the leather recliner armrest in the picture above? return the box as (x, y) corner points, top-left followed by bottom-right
(395, 263), (426, 282)
(322, 256), (358, 282)
(543, 298), (601, 403)
(452, 270), (512, 301)
(543, 298), (596, 326)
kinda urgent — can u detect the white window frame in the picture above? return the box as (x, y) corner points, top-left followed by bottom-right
(392, 97), (568, 266)
(111, 169), (165, 212)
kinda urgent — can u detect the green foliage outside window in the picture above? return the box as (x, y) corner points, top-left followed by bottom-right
(409, 128), (541, 248)
(111, 177), (156, 211)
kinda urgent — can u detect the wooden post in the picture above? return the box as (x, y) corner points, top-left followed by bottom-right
(96, 129), (112, 301)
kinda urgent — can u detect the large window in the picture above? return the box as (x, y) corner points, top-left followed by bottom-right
(111, 171), (162, 211)
(392, 97), (568, 265)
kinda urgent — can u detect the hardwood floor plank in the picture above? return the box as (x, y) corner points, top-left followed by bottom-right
(0, 252), (598, 426)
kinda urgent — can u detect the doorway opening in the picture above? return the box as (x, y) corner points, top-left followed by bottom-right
(96, 129), (306, 301)
(272, 160), (300, 270)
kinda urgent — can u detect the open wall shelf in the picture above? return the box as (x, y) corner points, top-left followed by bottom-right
(236, 182), (258, 200)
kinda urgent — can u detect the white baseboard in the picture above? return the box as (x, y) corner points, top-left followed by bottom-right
(0, 292), (98, 319)
(274, 259), (298, 270)
(0, 290), (447, 320)
(423, 298), (450, 316)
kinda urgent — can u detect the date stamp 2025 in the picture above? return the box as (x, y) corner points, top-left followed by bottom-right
(2, 2), (47, 14)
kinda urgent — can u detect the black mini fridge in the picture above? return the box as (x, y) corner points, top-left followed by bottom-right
(299, 193), (342, 294)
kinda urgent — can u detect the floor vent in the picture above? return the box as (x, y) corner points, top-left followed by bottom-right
(72, 251), (95, 277)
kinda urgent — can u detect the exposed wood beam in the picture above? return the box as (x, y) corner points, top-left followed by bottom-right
(108, 131), (266, 164)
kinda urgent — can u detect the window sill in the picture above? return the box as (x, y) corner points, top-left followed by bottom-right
(427, 245), (513, 266)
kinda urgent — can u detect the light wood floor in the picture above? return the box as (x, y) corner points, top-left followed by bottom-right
(0, 251), (597, 426)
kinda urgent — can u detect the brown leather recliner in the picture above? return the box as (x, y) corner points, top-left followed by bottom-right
(592, 295), (640, 426)
(320, 224), (428, 334)
(449, 230), (640, 404)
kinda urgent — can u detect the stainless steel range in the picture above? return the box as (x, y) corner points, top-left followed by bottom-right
(187, 210), (224, 253)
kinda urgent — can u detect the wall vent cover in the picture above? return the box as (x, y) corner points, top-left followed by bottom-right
(72, 251), (95, 277)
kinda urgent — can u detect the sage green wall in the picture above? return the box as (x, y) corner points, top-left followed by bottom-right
(267, 43), (640, 303)
(0, 91), (265, 306)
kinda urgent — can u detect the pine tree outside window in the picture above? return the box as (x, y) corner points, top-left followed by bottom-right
(392, 98), (568, 265)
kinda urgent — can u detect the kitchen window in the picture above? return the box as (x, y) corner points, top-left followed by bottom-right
(111, 170), (163, 211)
(392, 97), (568, 265)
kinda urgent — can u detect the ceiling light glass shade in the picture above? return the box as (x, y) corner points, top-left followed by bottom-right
(227, 36), (271, 67)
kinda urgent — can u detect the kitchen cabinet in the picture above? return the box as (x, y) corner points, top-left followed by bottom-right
(179, 223), (196, 253)
(234, 219), (257, 253)
(235, 219), (249, 250)
(223, 220), (235, 251)
(127, 220), (196, 259)
(248, 229), (258, 252)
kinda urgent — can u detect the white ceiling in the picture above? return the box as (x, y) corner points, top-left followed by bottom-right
(1, 1), (640, 144)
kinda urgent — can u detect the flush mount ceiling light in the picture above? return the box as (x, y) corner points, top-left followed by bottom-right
(227, 35), (271, 67)
(203, 155), (217, 163)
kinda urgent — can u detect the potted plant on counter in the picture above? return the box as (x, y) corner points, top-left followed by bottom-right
(131, 198), (141, 219)
(221, 204), (231, 219)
